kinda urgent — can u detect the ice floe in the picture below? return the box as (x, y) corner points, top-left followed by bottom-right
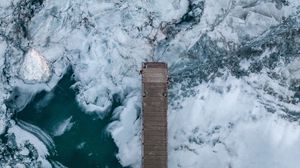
(8, 123), (52, 168)
(19, 49), (51, 83)
(52, 116), (74, 137)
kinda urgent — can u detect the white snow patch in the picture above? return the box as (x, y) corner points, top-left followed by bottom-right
(0, 40), (6, 68)
(8, 124), (52, 168)
(168, 70), (300, 168)
(15, 163), (26, 168)
(19, 49), (51, 83)
(0, 115), (7, 135)
(19, 147), (30, 156)
(0, 0), (12, 8)
(239, 59), (251, 70)
(108, 92), (141, 167)
(288, 57), (300, 80)
(0, 40), (8, 134)
(149, 0), (189, 22)
(230, 117), (300, 168)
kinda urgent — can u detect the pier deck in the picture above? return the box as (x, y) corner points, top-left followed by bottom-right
(141, 62), (168, 168)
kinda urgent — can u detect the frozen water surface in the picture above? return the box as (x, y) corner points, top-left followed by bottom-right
(0, 0), (300, 167)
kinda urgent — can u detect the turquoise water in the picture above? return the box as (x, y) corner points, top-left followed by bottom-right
(16, 70), (125, 168)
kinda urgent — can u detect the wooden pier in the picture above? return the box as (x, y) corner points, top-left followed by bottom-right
(141, 62), (168, 168)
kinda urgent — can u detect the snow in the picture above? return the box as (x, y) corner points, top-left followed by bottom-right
(0, 40), (8, 135)
(15, 163), (26, 168)
(107, 91), (142, 167)
(230, 118), (300, 168)
(169, 71), (300, 168)
(0, 40), (6, 68)
(19, 49), (51, 83)
(288, 57), (300, 79)
(8, 124), (52, 168)
(0, 0), (300, 167)
(146, 0), (189, 22)
(0, 115), (6, 135)
(0, 0), (11, 8)
(19, 147), (30, 156)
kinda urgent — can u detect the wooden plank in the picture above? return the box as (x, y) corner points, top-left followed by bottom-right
(144, 131), (166, 137)
(143, 117), (167, 122)
(143, 135), (167, 141)
(143, 156), (167, 162)
(144, 113), (167, 119)
(143, 122), (167, 128)
(144, 124), (167, 129)
(143, 101), (166, 105)
(143, 107), (167, 112)
(144, 64), (167, 69)
(143, 126), (167, 130)
(143, 96), (166, 102)
(143, 83), (166, 88)
(143, 156), (167, 166)
(142, 62), (168, 168)
(143, 62), (167, 69)
(143, 138), (167, 144)
(143, 144), (167, 150)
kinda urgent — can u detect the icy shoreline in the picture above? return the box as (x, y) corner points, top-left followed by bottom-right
(0, 0), (300, 167)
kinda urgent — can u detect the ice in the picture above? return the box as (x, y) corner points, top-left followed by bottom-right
(0, 115), (6, 135)
(0, 39), (8, 135)
(229, 118), (300, 168)
(146, 0), (189, 22)
(19, 49), (51, 83)
(168, 71), (300, 168)
(107, 91), (142, 167)
(0, 0), (11, 8)
(8, 124), (52, 168)
(76, 142), (86, 149)
(52, 116), (74, 137)
(19, 147), (30, 156)
(288, 57), (300, 79)
(0, 40), (6, 67)
(0, 0), (300, 167)
(15, 120), (55, 153)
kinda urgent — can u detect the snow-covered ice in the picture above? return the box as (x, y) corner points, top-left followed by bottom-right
(0, 0), (300, 167)
(19, 49), (51, 83)
(8, 124), (52, 168)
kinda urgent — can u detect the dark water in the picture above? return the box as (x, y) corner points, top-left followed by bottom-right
(16, 70), (124, 168)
